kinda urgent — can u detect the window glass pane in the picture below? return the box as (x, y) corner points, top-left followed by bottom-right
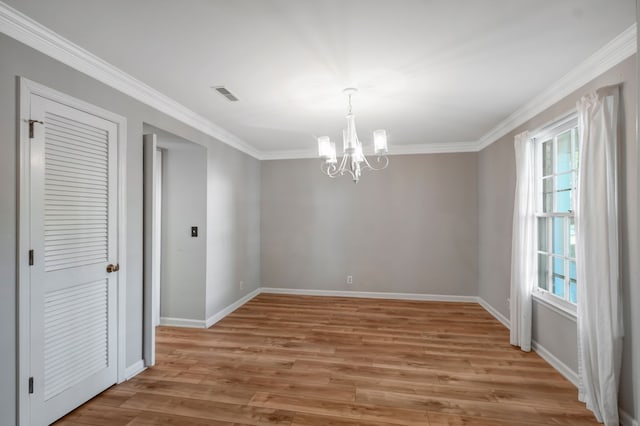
(542, 140), (553, 176)
(557, 173), (571, 191)
(538, 217), (547, 252)
(554, 277), (566, 298)
(569, 261), (576, 280)
(555, 173), (572, 213)
(538, 254), (549, 290)
(569, 280), (577, 303)
(557, 130), (572, 173)
(569, 218), (576, 258)
(543, 177), (553, 213)
(553, 217), (565, 255)
(553, 257), (565, 298)
(555, 191), (571, 213)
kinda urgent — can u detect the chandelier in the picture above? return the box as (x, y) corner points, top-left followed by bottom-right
(317, 88), (389, 183)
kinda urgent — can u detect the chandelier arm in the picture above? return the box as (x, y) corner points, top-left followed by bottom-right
(321, 153), (349, 178)
(360, 154), (389, 171)
(339, 154), (358, 181)
(341, 167), (358, 181)
(321, 161), (338, 178)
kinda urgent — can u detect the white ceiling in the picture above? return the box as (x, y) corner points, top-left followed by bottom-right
(5, 0), (635, 156)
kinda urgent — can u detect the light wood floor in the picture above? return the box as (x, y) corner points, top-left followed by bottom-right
(56, 294), (599, 425)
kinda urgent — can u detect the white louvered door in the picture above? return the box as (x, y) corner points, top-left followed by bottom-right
(29, 93), (118, 425)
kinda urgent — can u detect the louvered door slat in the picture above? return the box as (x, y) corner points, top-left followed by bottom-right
(45, 135), (108, 157)
(46, 112), (109, 136)
(45, 122), (109, 145)
(47, 156), (108, 173)
(43, 113), (108, 272)
(42, 278), (108, 401)
(29, 90), (119, 425)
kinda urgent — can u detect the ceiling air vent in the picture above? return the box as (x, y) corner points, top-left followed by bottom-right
(212, 86), (239, 102)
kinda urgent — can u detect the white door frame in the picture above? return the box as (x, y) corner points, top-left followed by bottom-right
(17, 77), (128, 425)
(154, 148), (163, 328)
(142, 134), (159, 367)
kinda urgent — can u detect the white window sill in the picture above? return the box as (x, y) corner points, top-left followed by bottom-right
(532, 290), (577, 322)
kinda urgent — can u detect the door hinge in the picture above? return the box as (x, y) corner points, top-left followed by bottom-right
(28, 377), (34, 394)
(28, 119), (43, 139)
(28, 249), (34, 266)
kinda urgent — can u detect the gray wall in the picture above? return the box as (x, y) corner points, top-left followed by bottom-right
(153, 129), (208, 321)
(477, 55), (637, 417)
(206, 141), (261, 319)
(261, 154), (478, 295)
(0, 33), (261, 424)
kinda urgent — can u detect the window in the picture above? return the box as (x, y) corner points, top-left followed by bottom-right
(534, 115), (578, 307)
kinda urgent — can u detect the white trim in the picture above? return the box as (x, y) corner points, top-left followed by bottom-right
(476, 23), (637, 151)
(532, 291), (577, 322)
(17, 77), (128, 424)
(531, 340), (579, 387)
(260, 142), (479, 160)
(206, 288), (261, 327)
(17, 74), (32, 426)
(621, 410), (639, 426)
(124, 360), (146, 381)
(259, 149), (322, 161)
(115, 91), (128, 385)
(259, 287), (478, 302)
(386, 142), (479, 155)
(0, 1), (260, 159)
(2, 2), (634, 159)
(142, 134), (158, 367)
(477, 298), (581, 389)
(477, 297), (510, 329)
(157, 288), (261, 329)
(159, 317), (207, 328)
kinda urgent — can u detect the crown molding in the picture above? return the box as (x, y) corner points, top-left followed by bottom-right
(388, 141), (479, 155)
(0, 1), (261, 159)
(260, 141), (479, 160)
(259, 149), (317, 160)
(1, 1), (635, 159)
(476, 23), (637, 151)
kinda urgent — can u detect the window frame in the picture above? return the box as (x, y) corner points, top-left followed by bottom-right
(532, 113), (578, 318)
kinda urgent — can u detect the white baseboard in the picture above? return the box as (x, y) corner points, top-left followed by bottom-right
(259, 287), (478, 303)
(206, 288), (261, 328)
(124, 359), (146, 381)
(477, 297), (636, 425)
(477, 297), (579, 387)
(159, 288), (261, 329)
(621, 409), (639, 426)
(159, 316), (206, 328)
(477, 297), (510, 329)
(531, 340), (579, 387)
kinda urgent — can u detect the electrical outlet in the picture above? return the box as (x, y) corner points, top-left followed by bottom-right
(240, 281), (245, 290)
(346, 275), (353, 285)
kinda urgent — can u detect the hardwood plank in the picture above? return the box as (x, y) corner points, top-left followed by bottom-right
(121, 393), (294, 425)
(249, 392), (430, 425)
(56, 294), (598, 425)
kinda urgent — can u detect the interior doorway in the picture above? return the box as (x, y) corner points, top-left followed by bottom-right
(142, 125), (208, 366)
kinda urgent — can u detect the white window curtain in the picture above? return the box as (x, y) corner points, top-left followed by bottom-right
(509, 130), (534, 352)
(575, 85), (623, 426)
(576, 86), (623, 426)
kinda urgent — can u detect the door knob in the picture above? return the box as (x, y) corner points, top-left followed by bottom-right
(106, 264), (120, 273)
